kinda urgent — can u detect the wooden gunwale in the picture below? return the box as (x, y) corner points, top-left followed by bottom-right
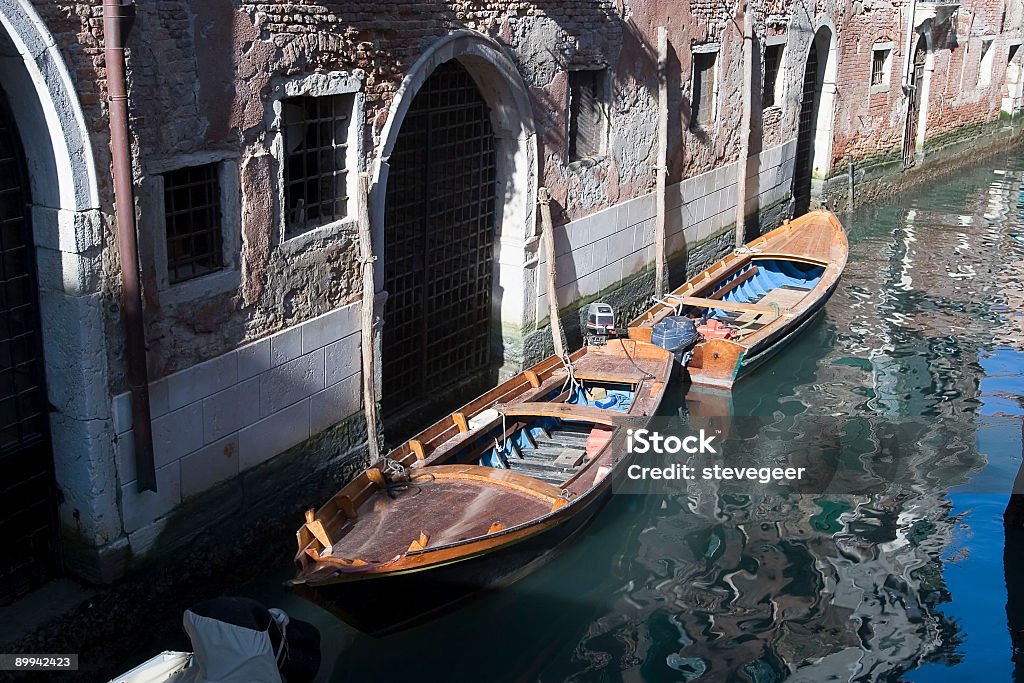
(295, 343), (673, 582)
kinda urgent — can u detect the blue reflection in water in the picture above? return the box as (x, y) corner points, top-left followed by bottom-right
(910, 348), (1024, 682)
(253, 153), (1024, 683)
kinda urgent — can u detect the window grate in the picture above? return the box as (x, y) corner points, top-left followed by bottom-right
(0, 85), (56, 605)
(163, 163), (224, 285)
(569, 69), (607, 161)
(284, 94), (352, 235)
(382, 60), (496, 420)
(763, 44), (784, 108)
(692, 52), (717, 130)
(871, 49), (890, 87)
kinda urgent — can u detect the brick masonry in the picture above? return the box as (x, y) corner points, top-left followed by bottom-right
(2, 0), (1023, 578)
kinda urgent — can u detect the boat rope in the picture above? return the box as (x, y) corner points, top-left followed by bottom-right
(494, 409), (509, 454)
(561, 353), (585, 401)
(618, 338), (656, 383)
(378, 456), (433, 498)
(268, 608), (289, 667)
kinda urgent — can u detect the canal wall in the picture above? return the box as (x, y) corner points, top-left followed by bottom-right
(523, 140), (797, 363)
(822, 118), (1024, 210)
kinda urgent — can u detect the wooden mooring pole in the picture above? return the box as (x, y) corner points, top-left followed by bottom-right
(538, 187), (566, 359)
(734, 1), (753, 249)
(655, 26), (669, 298)
(357, 172), (381, 461)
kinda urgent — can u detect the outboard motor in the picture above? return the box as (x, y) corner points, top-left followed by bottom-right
(169, 597), (320, 683)
(651, 316), (700, 363)
(584, 302), (619, 345)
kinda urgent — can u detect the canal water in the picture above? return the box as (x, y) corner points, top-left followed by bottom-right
(254, 150), (1024, 682)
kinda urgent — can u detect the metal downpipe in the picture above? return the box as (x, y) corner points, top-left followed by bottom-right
(103, 0), (156, 492)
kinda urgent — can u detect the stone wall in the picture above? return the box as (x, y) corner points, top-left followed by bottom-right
(109, 302), (362, 555)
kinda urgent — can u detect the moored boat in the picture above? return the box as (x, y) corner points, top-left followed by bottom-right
(289, 340), (673, 636)
(628, 209), (848, 389)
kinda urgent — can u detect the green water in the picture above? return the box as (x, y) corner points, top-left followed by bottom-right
(273, 151), (1024, 682)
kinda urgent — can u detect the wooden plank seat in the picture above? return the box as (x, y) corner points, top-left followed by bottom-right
(413, 373), (569, 468)
(496, 402), (641, 427)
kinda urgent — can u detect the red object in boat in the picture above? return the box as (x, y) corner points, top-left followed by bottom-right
(697, 319), (733, 340)
(586, 426), (614, 459)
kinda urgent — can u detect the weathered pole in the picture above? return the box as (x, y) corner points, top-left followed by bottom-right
(734, 0), (753, 249)
(538, 188), (566, 359)
(655, 26), (669, 298)
(357, 172), (381, 462)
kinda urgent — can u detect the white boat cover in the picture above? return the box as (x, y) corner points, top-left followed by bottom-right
(166, 608), (283, 683)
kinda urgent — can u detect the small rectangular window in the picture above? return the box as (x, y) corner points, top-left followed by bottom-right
(871, 48), (891, 88)
(283, 94), (353, 235)
(763, 44), (784, 108)
(691, 51), (717, 130)
(163, 163), (224, 285)
(568, 69), (607, 161)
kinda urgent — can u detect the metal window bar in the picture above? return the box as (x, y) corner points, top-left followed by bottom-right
(569, 69), (606, 160)
(871, 50), (889, 87)
(382, 60), (496, 418)
(284, 94), (351, 235)
(763, 45), (783, 108)
(0, 85), (56, 605)
(692, 52), (716, 129)
(163, 163), (224, 284)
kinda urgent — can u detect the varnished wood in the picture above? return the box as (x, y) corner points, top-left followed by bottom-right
(497, 402), (638, 427)
(293, 338), (675, 618)
(668, 295), (782, 317)
(524, 370), (541, 388)
(627, 209), (848, 389)
(409, 439), (426, 461)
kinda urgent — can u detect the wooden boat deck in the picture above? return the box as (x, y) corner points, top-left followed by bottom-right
(323, 465), (563, 566)
(754, 214), (836, 264)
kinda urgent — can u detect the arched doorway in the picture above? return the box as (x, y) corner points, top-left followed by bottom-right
(792, 26), (836, 215)
(381, 59), (498, 429)
(903, 40), (927, 168)
(0, 84), (56, 604)
(793, 41), (821, 214)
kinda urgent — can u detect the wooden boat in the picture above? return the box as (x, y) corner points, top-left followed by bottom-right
(628, 209), (848, 389)
(290, 340), (673, 635)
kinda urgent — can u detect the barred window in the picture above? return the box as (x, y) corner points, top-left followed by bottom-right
(763, 44), (784, 108)
(163, 163), (224, 285)
(568, 69), (608, 161)
(871, 48), (891, 88)
(691, 51), (717, 130)
(283, 94), (353, 236)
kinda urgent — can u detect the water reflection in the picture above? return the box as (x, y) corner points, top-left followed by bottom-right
(311, 156), (1024, 682)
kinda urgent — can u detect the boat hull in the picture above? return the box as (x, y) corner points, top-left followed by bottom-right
(295, 480), (613, 636)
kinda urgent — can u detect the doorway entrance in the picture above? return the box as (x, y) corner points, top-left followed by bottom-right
(381, 60), (498, 430)
(0, 85), (57, 605)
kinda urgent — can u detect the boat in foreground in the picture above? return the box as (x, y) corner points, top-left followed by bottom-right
(628, 209), (848, 389)
(289, 340), (672, 636)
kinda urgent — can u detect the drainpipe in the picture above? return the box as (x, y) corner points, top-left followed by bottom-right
(734, 0), (753, 247)
(901, 0), (919, 92)
(103, 0), (157, 493)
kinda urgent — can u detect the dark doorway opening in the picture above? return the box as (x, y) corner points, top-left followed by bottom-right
(381, 60), (498, 438)
(0, 85), (58, 606)
(793, 41), (821, 215)
(903, 41), (927, 169)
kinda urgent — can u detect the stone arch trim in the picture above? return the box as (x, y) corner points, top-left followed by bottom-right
(0, 0), (99, 211)
(369, 29), (539, 378)
(808, 17), (839, 184)
(0, 2), (122, 576)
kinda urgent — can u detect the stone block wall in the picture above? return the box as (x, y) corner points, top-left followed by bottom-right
(109, 302), (362, 555)
(537, 140), (797, 316)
